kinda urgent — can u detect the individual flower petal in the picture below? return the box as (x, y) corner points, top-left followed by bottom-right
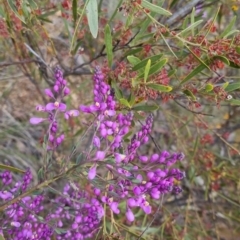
(110, 202), (120, 214)
(59, 103), (67, 112)
(45, 102), (55, 111)
(142, 204), (151, 214)
(95, 151), (105, 160)
(64, 110), (79, 119)
(29, 117), (45, 125)
(126, 208), (135, 222)
(127, 198), (137, 207)
(0, 191), (12, 200)
(88, 165), (97, 180)
(44, 88), (54, 98)
(115, 153), (126, 163)
(46, 102), (66, 112)
(93, 136), (100, 148)
(11, 221), (21, 227)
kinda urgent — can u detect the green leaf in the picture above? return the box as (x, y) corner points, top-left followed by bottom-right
(132, 54), (163, 71)
(27, 0), (38, 9)
(111, 81), (123, 99)
(104, 24), (113, 67)
(127, 56), (141, 66)
(0, 164), (25, 173)
(132, 103), (159, 112)
(144, 59), (151, 83)
(72, 0), (78, 23)
(229, 60), (240, 69)
(119, 98), (131, 108)
(229, 99), (240, 105)
(138, 58), (168, 79)
(183, 89), (196, 100)
(124, 48), (142, 57)
(141, 0), (172, 16)
(191, 7), (195, 36)
(86, 0), (98, 38)
(220, 16), (236, 38)
(7, 0), (26, 23)
(148, 58), (168, 76)
(204, 83), (214, 92)
(128, 92), (136, 107)
(223, 29), (239, 39)
(222, 82), (229, 89)
(236, 46), (240, 54)
(212, 55), (230, 65)
(168, 69), (176, 77)
(181, 63), (207, 85)
(147, 83), (172, 92)
(225, 83), (240, 92)
(134, 13), (156, 40)
(131, 78), (141, 88)
(178, 20), (203, 36)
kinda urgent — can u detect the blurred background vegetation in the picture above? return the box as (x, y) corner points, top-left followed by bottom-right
(1, 0), (240, 239)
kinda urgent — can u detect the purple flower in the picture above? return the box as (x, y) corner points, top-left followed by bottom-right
(95, 151), (105, 160)
(29, 117), (46, 125)
(126, 208), (135, 222)
(88, 165), (97, 180)
(45, 102), (66, 112)
(64, 110), (79, 120)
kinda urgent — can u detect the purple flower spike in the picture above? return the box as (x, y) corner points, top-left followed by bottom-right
(29, 117), (45, 125)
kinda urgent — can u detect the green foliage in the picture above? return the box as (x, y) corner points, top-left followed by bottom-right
(86, 0), (98, 38)
(1, 0), (240, 239)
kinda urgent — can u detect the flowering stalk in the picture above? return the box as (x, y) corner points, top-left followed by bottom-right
(30, 67), (79, 150)
(0, 170), (103, 240)
(80, 67), (185, 222)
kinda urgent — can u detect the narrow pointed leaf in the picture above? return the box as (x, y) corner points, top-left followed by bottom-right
(225, 83), (240, 92)
(229, 60), (240, 69)
(72, 0), (78, 23)
(229, 99), (240, 105)
(141, 0), (172, 16)
(127, 56), (141, 66)
(128, 92), (136, 107)
(111, 81), (123, 99)
(132, 54), (163, 71)
(181, 63), (207, 85)
(119, 98), (131, 108)
(0, 164), (25, 173)
(86, 0), (98, 38)
(212, 56), (230, 65)
(191, 7), (195, 35)
(7, 0), (26, 23)
(105, 24), (113, 67)
(178, 20), (203, 36)
(147, 83), (172, 92)
(220, 16), (236, 38)
(138, 58), (168, 79)
(132, 103), (159, 112)
(144, 59), (151, 83)
(183, 89), (196, 100)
